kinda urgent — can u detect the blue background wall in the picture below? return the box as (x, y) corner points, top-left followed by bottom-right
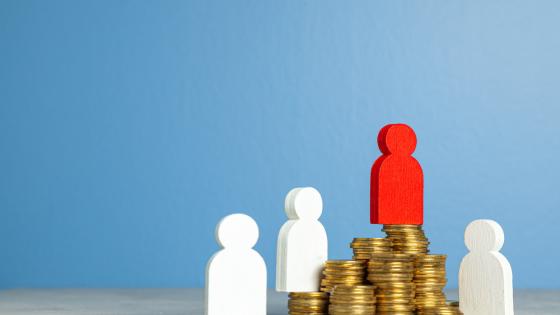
(1, 0), (559, 289)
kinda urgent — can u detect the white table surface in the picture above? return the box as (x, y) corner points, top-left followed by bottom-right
(0, 289), (557, 315)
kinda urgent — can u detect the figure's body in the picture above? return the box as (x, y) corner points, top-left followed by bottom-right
(276, 187), (328, 292)
(459, 219), (514, 315)
(371, 124), (423, 224)
(282, 219), (327, 291)
(206, 214), (267, 315)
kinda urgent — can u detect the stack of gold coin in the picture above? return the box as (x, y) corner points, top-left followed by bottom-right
(447, 301), (460, 308)
(416, 301), (463, 315)
(288, 292), (329, 315)
(350, 237), (393, 260)
(328, 285), (376, 315)
(320, 260), (366, 293)
(447, 301), (463, 314)
(382, 224), (430, 254)
(367, 253), (416, 314)
(414, 254), (448, 311)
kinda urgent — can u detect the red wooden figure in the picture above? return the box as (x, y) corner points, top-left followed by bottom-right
(370, 124), (423, 224)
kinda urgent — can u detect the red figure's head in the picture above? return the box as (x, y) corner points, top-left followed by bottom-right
(377, 124), (417, 155)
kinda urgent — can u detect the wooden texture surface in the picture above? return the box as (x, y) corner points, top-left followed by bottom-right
(370, 124), (423, 224)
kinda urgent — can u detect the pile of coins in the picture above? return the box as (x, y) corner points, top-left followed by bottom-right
(328, 285), (376, 315)
(447, 301), (463, 314)
(320, 260), (366, 293)
(417, 301), (463, 315)
(414, 254), (448, 311)
(383, 224), (430, 254)
(288, 292), (329, 315)
(350, 237), (393, 260)
(367, 253), (416, 314)
(286, 225), (463, 315)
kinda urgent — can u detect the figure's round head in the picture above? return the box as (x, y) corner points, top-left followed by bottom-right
(284, 187), (323, 220)
(216, 213), (259, 249)
(377, 124), (417, 155)
(465, 219), (504, 252)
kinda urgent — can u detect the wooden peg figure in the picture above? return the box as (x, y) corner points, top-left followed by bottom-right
(205, 213), (267, 315)
(276, 187), (328, 292)
(370, 124), (423, 224)
(459, 219), (514, 315)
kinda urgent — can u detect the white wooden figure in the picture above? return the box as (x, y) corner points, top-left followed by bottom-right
(459, 219), (514, 315)
(276, 187), (328, 292)
(205, 213), (267, 315)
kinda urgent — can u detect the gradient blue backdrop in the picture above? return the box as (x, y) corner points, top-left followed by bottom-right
(1, 0), (559, 289)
